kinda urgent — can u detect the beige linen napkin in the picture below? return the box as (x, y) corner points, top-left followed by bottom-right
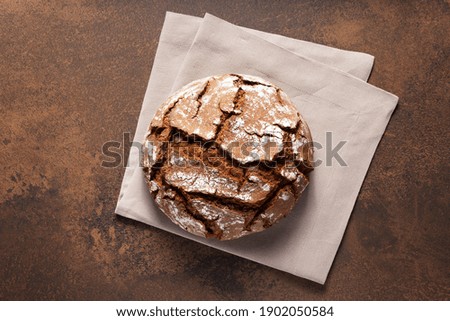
(115, 12), (398, 284)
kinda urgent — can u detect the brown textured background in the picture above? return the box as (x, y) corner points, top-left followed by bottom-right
(0, 0), (449, 300)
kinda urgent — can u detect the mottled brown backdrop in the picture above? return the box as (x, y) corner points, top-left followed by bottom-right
(0, 0), (449, 300)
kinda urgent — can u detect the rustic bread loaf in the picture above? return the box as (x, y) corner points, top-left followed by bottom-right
(142, 74), (313, 240)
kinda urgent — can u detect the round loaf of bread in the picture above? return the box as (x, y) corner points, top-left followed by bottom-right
(142, 74), (313, 240)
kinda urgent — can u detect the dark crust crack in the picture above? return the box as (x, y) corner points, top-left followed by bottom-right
(163, 182), (219, 237)
(213, 87), (244, 140)
(192, 80), (210, 119)
(231, 73), (272, 88)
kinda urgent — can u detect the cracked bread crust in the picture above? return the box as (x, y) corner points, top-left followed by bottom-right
(142, 74), (313, 240)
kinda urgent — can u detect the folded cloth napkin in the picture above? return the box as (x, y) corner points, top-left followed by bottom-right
(116, 12), (398, 284)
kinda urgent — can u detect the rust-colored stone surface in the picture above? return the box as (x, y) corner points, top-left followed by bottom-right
(0, 0), (448, 300)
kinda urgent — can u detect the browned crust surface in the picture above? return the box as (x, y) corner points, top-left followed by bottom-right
(143, 74), (313, 240)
